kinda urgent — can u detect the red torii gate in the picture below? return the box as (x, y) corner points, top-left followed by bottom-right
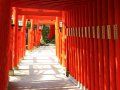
(0, 0), (120, 90)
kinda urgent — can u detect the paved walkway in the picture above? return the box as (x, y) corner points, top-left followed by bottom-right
(8, 46), (80, 90)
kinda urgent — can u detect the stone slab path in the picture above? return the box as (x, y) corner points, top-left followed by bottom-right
(8, 46), (80, 90)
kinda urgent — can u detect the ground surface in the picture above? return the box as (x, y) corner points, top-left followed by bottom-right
(8, 46), (80, 90)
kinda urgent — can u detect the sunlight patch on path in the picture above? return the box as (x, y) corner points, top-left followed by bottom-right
(9, 46), (80, 90)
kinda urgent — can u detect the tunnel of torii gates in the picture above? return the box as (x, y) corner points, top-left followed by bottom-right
(0, 0), (120, 90)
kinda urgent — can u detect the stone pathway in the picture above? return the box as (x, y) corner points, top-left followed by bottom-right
(8, 46), (80, 90)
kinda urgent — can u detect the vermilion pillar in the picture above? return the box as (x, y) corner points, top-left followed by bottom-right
(69, 10), (73, 77)
(61, 11), (66, 67)
(64, 11), (68, 71)
(36, 22), (41, 46)
(31, 19), (34, 49)
(80, 5), (84, 88)
(66, 11), (70, 74)
(96, 0), (104, 90)
(69, 9), (72, 77)
(83, 5), (87, 89)
(75, 8), (79, 82)
(28, 19), (34, 50)
(93, 0), (99, 90)
(22, 15), (26, 57)
(9, 8), (15, 70)
(48, 25), (55, 40)
(87, 3), (91, 90)
(0, 0), (11, 89)
(14, 8), (19, 67)
(84, 4), (89, 89)
(73, 8), (77, 80)
(78, 7), (82, 86)
(69, 10), (71, 75)
(108, 0), (116, 90)
(89, 2), (95, 90)
(81, 5), (86, 88)
(83, 5), (86, 87)
(18, 15), (22, 60)
(114, 0), (120, 90)
(55, 17), (59, 57)
(102, 0), (110, 90)
(72, 8), (76, 79)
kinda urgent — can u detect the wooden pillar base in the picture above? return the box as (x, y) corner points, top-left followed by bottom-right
(66, 70), (69, 77)
(78, 82), (83, 89)
(9, 70), (14, 76)
(83, 86), (88, 90)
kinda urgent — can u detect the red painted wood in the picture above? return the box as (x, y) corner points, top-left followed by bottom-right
(72, 8), (77, 80)
(84, 5), (88, 88)
(17, 9), (62, 17)
(78, 7), (82, 84)
(64, 11), (68, 70)
(66, 11), (70, 73)
(114, 0), (120, 90)
(68, 11), (71, 75)
(70, 10), (74, 77)
(89, 2), (95, 90)
(7, 1), (120, 90)
(22, 15), (26, 56)
(26, 16), (56, 21)
(84, 4), (89, 89)
(14, 8), (19, 66)
(75, 8), (79, 82)
(61, 11), (66, 67)
(96, 0), (104, 90)
(80, 5), (84, 87)
(87, 3), (92, 90)
(101, 0), (110, 90)
(108, 0), (116, 90)
(48, 25), (55, 40)
(0, 0), (11, 89)
(9, 16), (15, 70)
(70, 10), (73, 76)
(12, 0), (88, 10)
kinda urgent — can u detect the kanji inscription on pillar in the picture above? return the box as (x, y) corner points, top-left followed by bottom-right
(72, 27), (75, 36)
(70, 28), (72, 36)
(76, 27), (78, 37)
(72, 28), (74, 36)
(67, 28), (70, 36)
(97, 26), (100, 39)
(107, 25), (111, 39)
(72, 28), (75, 36)
(88, 26), (91, 38)
(81, 27), (84, 38)
(113, 24), (118, 40)
(66, 28), (68, 36)
(92, 26), (95, 38)
(85, 27), (87, 38)
(69, 28), (70, 36)
(102, 26), (105, 39)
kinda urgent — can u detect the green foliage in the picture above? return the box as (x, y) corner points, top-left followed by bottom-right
(41, 25), (49, 43)
(49, 35), (55, 44)
(27, 21), (31, 29)
(40, 25), (55, 45)
(34, 24), (37, 30)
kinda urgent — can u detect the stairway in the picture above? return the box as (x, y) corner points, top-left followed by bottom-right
(8, 46), (80, 90)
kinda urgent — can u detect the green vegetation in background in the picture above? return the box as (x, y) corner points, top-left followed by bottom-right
(41, 25), (49, 45)
(41, 25), (55, 44)
(49, 35), (55, 44)
(34, 24), (37, 30)
(27, 20), (31, 29)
